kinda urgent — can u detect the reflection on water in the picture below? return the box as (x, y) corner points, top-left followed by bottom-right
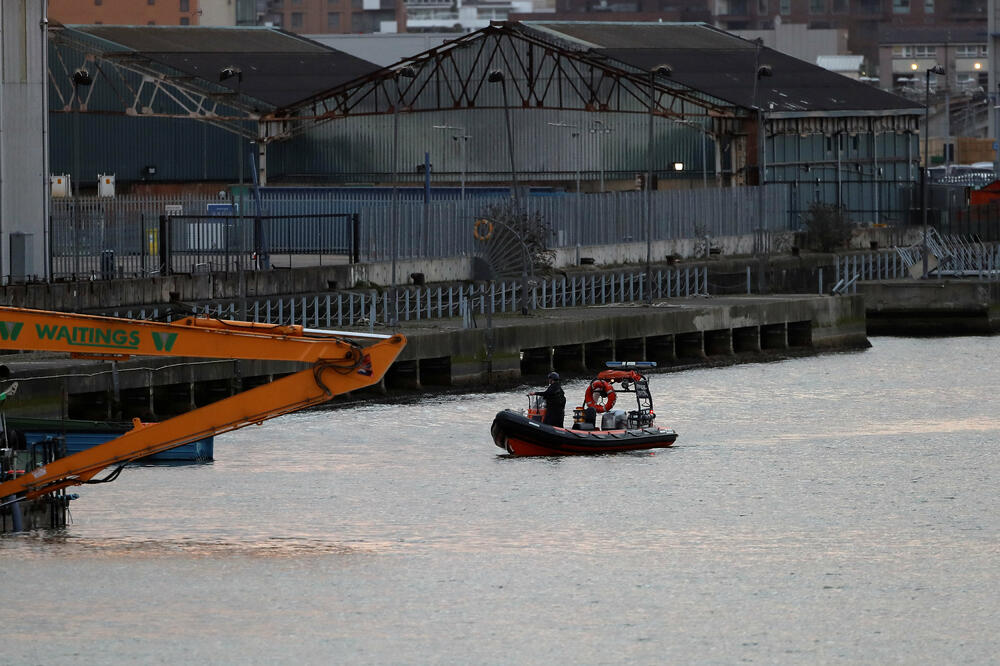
(2, 337), (1000, 664)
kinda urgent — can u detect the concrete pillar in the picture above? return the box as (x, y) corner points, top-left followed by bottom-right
(0, 1), (49, 281)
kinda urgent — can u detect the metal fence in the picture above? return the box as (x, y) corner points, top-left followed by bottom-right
(49, 186), (792, 279)
(832, 238), (1000, 293)
(106, 265), (709, 330)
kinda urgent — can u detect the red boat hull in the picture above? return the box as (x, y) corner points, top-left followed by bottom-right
(491, 409), (677, 456)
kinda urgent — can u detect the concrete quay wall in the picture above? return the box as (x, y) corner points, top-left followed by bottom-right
(0, 294), (866, 422)
(859, 280), (1000, 335)
(386, 295), (868, 388)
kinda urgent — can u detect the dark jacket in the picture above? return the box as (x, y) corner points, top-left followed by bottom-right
(538, 382), (566, 427)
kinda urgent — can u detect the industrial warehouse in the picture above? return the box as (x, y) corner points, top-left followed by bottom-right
(47, 21), (921, 208)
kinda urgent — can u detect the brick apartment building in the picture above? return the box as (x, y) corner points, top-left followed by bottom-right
(48, 0), (203, 26)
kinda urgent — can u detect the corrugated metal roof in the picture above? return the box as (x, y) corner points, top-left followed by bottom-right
(72, 25), (328, 53)
(523, 21), (747, 50)
(150, 52), (380, 109)
(599, 46), (921, 113)
(65, 26), (381, 109)
(517, 22), (919, 114)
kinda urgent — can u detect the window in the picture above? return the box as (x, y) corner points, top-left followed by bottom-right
(148, 0), (155, 5)
(180, 0), (189, 10)
(956, 44), (986, 57)
(180, 16), (189, 24)
(327, 12), (341, 29)
(352, 0), (363, 8)
(351, 11), (366, 31)
(809, 0), (824, 12)
(758, 0), (767, 14)
(892, 0), (909, 13)
(291, 12), (303, 28)
(924, 0), (933, 12)
(779, 0), (790, 13)
(832, 0), (848, 11)
(95, 0), (102, 5)
(894, 45), (937, 58)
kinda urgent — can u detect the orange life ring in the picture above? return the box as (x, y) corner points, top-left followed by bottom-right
(584, 379), (617, 413)
(473, 218), (494, 241)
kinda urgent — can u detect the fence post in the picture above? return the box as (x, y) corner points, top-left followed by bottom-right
(351, 213), (360, 264)
(158, 215), (171, 276)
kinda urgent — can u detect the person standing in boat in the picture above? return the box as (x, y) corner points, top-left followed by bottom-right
(533, 372), (566, 427)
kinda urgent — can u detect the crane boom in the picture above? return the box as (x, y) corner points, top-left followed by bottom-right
(0, 306), (406, 502)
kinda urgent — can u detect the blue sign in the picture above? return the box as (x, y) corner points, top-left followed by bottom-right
(206, 203), (237, 216)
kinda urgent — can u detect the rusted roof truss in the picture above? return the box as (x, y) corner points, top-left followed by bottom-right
(48, 28), (259, 139)
(264, 25), (731, 143)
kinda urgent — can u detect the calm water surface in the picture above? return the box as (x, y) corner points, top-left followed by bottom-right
(3, 337), (999, 664)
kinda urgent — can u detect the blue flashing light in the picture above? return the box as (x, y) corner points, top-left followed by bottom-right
(605, 361), (657, 368)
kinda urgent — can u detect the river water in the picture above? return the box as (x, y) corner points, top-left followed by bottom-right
(2, 336), (998, 665)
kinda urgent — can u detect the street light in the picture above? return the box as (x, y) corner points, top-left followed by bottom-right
(391, 65), (417, 327)
(646, 64), (672, 305)
(487, 69), (519, 206)
(922, 64), (946, 279)
(71, 68), (92, 280)
(751, 41), (773, 294)
(71, 68), (92, 198)
(488, 69), (529, 314)
(432, 125), (469, 201)
(219, 66), (246, 316)
(219, 67), (244, 189)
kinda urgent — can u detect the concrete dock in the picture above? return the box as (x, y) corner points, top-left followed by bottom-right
(0, 293), (867, 421)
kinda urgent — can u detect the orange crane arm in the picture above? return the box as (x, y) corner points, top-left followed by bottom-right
(0, 306), (405, 501)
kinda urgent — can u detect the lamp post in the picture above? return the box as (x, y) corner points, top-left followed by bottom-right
(432, 125), (468, 201)
(751, 40), (773, 294)
(390, 65), (417, 327)
(488, 69), (529, 314)
(922, 64), (946, 279)
(487, 70), (519, 206)
(646, 64), (672, 305)
(71, 68), (92, 198)
(219, 66), (246, 317)
(71, 68), (92, 280)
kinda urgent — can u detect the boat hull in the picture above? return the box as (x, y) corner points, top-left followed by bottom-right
(10, 418), (213, 462)
(491, 409), (677, 456)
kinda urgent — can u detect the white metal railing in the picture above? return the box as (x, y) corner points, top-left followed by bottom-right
(107, 266), (709, 330)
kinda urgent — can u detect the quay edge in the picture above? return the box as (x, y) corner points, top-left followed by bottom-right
(858, 280), (1000, 336)
(385, 294), (869, 388)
